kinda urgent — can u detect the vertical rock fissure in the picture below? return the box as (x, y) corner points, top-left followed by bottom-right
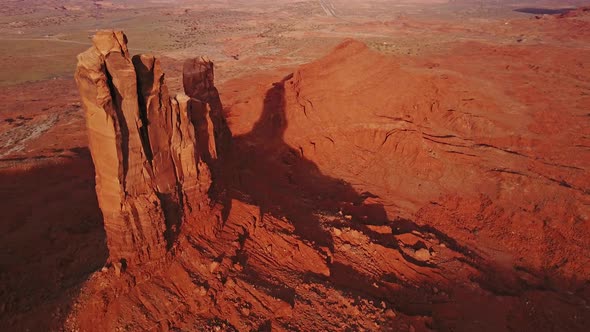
(133, 55), (155, 165)
(103, 65), (130, 193)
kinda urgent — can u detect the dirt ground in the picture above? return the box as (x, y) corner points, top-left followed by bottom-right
(1, 0), (590, 331)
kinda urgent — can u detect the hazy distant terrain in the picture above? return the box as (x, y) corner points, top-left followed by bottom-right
(2, 0), (589, 86)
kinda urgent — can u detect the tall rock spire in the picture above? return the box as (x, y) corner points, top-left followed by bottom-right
(183, 56), (232, 161)
(75, 31), (217, 267)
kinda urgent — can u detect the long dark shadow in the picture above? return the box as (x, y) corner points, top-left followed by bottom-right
(0, 148), (108, 330)
(216, 73), (590, 329)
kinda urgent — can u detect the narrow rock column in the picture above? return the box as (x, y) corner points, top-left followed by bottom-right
(183, 57), (232, 160)
(75, 31), (167, 266)
(75, 31), (216, 267)
(133, 54), (178, 194)
(171, 94), (212, 215)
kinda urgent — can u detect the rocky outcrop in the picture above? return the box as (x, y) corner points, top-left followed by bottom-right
(74, 31), (217, 267)
(63, 32), (590, 332)
(183, 56), (232, 161)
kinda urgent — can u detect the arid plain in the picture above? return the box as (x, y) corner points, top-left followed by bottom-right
(1, 0), (590, 331)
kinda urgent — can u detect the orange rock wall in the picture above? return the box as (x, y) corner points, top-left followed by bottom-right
(75, 31), (217, 266)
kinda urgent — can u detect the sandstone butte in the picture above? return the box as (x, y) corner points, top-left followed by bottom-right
(75, 30), (228, 268)
(64, 29), (590, 331)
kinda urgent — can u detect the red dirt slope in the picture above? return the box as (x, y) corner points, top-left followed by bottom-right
(223, 38), (590, 285)
(58, 37), (590, 331)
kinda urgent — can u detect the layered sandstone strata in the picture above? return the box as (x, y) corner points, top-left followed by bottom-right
(75, 30), (217, 267)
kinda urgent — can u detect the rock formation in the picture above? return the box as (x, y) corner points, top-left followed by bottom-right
(74, 30), (220, 267)
(59, 32), (590, 332)
(183, 56), (232, 162)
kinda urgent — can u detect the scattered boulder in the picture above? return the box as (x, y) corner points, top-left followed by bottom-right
(414, 248), (431, 262)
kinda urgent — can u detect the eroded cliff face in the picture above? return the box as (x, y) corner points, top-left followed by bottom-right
(66, 31), (590, 332)
(74, 31), (218, 267)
